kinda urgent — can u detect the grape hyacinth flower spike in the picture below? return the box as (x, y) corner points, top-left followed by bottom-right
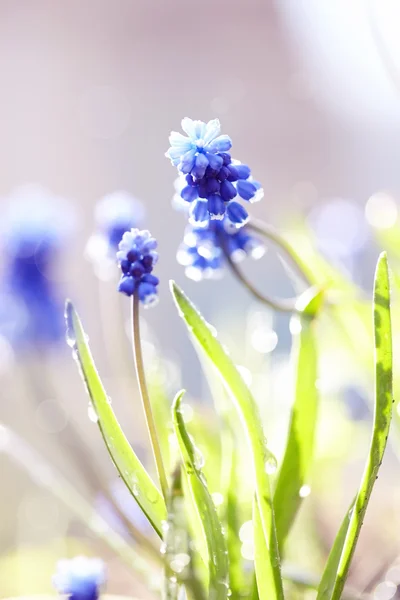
(0, 184), (75, 350)
(117, 228), (159, 307)
(166, 118), (263, 228)
(53, 556), (106, 600)
(177, 218), (265, 282)
(117, 228), (168, 499)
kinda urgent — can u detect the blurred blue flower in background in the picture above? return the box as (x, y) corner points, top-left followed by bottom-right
(0, 184), (76, 350)
(166, 119), (263, 227)
(117, 228), (159, 306)
(53, 556), (106, 600)
(86, 192), (145, 277)
(177, 219), (265, 281)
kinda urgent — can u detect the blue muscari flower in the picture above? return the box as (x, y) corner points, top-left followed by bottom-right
(177, 218), (265, 281)
(0, 185), (75, 349)
(87, 191), (145, 259)
(166, 118), (264, 228)
(117, 228), (159, 307)
(53, 556), (106, 600)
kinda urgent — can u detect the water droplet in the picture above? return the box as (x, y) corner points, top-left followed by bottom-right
(299, 484), (311, 498)
(170, 552), (191, 573)
(212, 492), (224, 507)
(106, 395), (112, 405)
(218, 580), (232, 593)
(132, 482), (140, 497)
(265, 455), (277, 475)
(194, 448), (205, 470)
(161, 520), (170, 534)
(160, 541), (167, 554)
(236, 365), (252, 386)
(146, 486), (159, 504)
(66, 330), (76, 348)
(87, 402), (98, 423)
(207, 323), (218, 337)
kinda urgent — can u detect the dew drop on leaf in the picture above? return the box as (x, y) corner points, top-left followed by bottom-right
(211, 492), (224, 506)
(170, 552), (190, 573)
(87, 402), (98, 423)
(265, 455), (277, 475)
(299, 484), (311, 498)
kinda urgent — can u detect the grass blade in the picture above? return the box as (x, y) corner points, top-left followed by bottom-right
(253, 497), (273, 600)
(274, 295), (320, 552)
(172, 390), (230, 600)
(316, 499), (356, 600)
(164, 466), (206, 600)
(65, 300), (167, 537)
(317, 252), (393, 600)
(170, 281), (284, 600)
(225, 445), (247, 598)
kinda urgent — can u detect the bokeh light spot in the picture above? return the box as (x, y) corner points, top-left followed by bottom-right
(374, 581), (397, 600)
(365, 192), (398, 229)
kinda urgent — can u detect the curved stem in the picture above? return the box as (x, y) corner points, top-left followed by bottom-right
(223, 247), (301, 314)
(132, 292), (169, 500)
(248, 218), (313, 286)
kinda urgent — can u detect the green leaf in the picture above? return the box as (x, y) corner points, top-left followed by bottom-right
(317, 252), (393, 600)
(164, 465), (206, 600)
(172, 390), (230, 600)
(274, 297), (319, 551)
(316, 499), (355, 600)
(225, 445), (247, 597)
(170, 282), (284, 600)
(65, 301), (167, 537)
(253, 497), (272, 600)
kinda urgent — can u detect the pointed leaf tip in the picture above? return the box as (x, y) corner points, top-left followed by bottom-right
(295, 285), (324, 317)
(64, 298), (73, 321)
(68, 304), (167, 536)
(171, 282), (284, 599)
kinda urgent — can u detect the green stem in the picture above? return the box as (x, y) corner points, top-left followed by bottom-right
(132, 291), (169, 501)
(223, 247), (301, 314)
(248, 218), (313, 286)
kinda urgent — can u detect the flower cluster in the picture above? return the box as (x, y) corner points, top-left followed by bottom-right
(117, 228), (159, 306)
(0, 185), (75, 349)
(53, 556), (106, 600)
(86, 192), (145, 265)
(178, 218), (265, 281)
(166, 118), (263, 228)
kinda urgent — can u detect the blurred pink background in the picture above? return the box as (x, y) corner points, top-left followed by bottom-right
(1, 0), (400, 594)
